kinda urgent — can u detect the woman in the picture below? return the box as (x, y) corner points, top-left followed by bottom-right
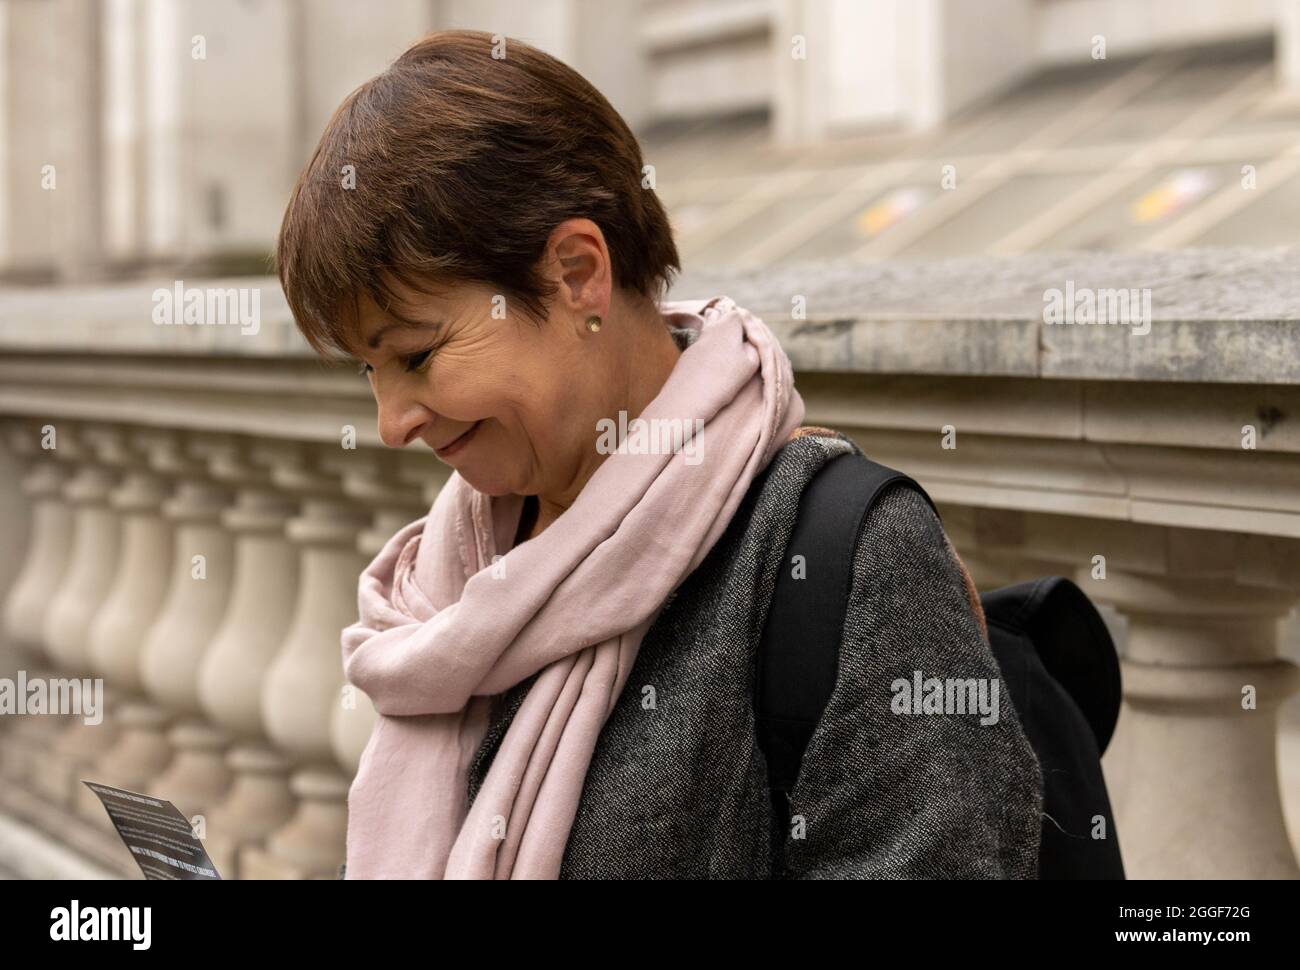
(276, 29), (1042, 879)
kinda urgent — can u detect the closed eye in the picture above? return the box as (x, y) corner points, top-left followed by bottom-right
(354, 339), (440, 377)
(402, 349), (433, 372)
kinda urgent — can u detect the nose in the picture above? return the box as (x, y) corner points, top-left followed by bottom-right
(375, 383), (435, 449)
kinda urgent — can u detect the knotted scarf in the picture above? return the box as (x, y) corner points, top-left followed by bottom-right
(341, 295), (804, 878)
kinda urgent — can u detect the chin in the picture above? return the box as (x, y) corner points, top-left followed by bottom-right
(454, 465), (515, 497)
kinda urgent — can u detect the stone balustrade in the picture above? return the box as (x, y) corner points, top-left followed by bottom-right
(1, 246), (1298, 878)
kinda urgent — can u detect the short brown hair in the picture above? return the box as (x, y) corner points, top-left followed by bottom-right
(277, 29), (680, 357)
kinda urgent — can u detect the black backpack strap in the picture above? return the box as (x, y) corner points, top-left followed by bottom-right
(756, 451), (937, 824)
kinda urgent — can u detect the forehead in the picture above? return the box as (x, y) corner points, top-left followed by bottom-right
(347, 282), (449, 353)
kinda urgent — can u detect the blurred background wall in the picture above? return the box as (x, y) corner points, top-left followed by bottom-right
(8, 0), (1300, 283)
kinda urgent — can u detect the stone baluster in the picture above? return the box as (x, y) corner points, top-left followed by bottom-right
(0, 422), (74, 788)
(1, 421), (71, 663)
(74, 428), (194, 827)
(43, 425), (121, 679)
(1282, 607), (1300, 859)
(960, 506), (1300, 878)
(0, 420), (30, 763)
(1086, 568), (1300, 879)
(240, 441), (369, 879)
(41, 426), (173, 809)
(0, 420), (32, 678)
(39, 425), (122, 809)
(139, 432), (239, 823)
(196, 435), (300, 879)
(327, 448), (431, 774)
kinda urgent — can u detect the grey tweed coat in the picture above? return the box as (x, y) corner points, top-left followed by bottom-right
(461, 429), (1044, 879)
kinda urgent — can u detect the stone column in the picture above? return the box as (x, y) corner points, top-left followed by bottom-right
(196, 435), (299, 879)
(1090, 570), (1300, 879)
(49, 0), (105, 282)
(42, 426), (172, 808)
(1279, 0), (1300, 100)
(0, 422), (73, 787)
(240, 442), (369, 879)
(141, 433), (238, 823)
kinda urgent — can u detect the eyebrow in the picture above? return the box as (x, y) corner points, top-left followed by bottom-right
(366, 318), (442, 350)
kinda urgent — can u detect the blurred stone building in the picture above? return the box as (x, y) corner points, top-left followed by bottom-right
(9, 0), (1300, 282)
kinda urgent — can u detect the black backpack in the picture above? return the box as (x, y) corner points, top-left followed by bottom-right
(756, 451), (1125, 879)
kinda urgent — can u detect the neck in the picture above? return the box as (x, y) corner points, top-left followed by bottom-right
(528, 303), (681, 541)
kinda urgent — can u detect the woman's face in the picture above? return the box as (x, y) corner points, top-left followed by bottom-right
(349, 219), (681, 506)
(351, 278), (601, 498)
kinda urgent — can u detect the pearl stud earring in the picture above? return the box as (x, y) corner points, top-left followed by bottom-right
(585, 315), (602, 333)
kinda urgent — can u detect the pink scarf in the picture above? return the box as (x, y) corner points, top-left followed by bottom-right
(341, 296), (805, 878)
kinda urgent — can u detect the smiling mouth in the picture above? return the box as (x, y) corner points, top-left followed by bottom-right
(434, 421), (481, 458)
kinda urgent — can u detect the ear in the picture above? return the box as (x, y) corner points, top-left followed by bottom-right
(545, 218), (611, 324)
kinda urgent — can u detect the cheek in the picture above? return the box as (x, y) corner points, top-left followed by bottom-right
(421, 349), (517, 420)
(487, 346), (578, 431)
(420, 361), (547, 461)
(502, 376), (573, 452)
(431, 323), (590, 449)
(425, 375), (495, 421)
